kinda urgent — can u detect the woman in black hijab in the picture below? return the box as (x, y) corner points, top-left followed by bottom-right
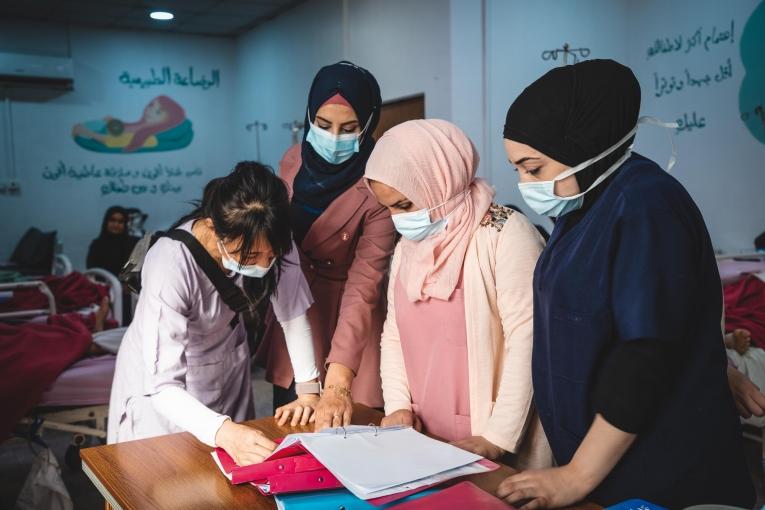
(497, 60), (754, 508)
(290, 61), (382, 243)
(256, 62), (396, 430)
(86, 206), (138, 276)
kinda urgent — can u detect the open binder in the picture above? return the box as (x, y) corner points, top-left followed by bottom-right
(212, 425), (498, 501)
(270, 425), (494, 500)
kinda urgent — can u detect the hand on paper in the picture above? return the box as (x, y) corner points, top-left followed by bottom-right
(214, 419), (277, 466)
(381, 409), (422, 432)
(450, 436), (505, 460)
(727, 365), (765, 418)
(496, 465), (587, 509)
(275, 394), (320, 427)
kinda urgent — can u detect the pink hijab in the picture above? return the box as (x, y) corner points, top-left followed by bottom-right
(365, 119), (494, 302)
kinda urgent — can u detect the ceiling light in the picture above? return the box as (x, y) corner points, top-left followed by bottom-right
(150, 11), (174, 21)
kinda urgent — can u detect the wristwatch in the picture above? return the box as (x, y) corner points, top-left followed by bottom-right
(295, 380), (322, 395)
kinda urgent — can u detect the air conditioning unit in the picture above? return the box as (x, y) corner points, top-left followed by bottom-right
(0, 52), (74, 90)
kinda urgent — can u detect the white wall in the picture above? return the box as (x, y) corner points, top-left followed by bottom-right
(233, 0), (344, 169)
(625, 0), (764, 252)
(450, 0), (487, 177)
(347, 0), (451, 119)
(0, 25), (236, 268)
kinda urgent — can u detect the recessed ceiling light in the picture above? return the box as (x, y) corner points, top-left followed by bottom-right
(150, 11), (174, 21)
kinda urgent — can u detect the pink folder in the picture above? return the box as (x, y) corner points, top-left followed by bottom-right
(212, 445), (344, 495)
(391, 481), (514, 509)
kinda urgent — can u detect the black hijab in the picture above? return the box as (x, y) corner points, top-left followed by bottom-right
(86, 206), (137, 276)
(291, 61), (381, 244)
(503, 59), (641, 212)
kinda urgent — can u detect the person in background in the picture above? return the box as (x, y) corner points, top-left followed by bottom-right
(366, 119), (552, 469)
(108, 162), (321, 467)
(497, 59), (754, 508)
(257, 61), (396, 430)
(86, 206), (139, 277)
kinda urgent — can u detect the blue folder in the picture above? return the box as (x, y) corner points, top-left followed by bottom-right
(605, 499), (667, 510)
(275, 488), (437, 510)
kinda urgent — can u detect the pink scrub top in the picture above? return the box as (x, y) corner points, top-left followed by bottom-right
(394, 273), (471, 442)
(107, 220), (312, 444)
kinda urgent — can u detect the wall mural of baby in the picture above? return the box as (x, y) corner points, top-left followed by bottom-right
(72, 95), (193, 153)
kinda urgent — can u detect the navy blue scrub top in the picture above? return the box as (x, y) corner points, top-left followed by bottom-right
(532, 154), (753, 507)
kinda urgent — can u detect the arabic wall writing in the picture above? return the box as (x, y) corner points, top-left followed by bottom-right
(646, 20), (735, 59)
(118, 66), (221, 90)
(41, 161), (203, 196)
(627, 0), (764, 253)
(642, 18), (738, 137)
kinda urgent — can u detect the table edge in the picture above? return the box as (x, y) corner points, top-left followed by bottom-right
(82, 458), (124, 510)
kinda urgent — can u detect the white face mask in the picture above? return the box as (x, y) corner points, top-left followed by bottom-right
(517, 116), (678, 217)
(217, 241), (275, 278)
(392, 189), (470, 242)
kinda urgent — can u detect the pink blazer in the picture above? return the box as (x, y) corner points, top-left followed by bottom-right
(256, 145), (396, 407)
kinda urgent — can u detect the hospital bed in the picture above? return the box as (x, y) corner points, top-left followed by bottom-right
(716, 252), (765, 465)
(1, 268), (124, 464)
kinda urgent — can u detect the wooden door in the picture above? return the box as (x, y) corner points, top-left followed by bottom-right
(373, 94), (425, 140)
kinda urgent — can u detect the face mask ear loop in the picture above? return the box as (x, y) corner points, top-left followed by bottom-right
(428, 188), (471, 220)
(638, 116), (679, 172)
(666, 129), (677, 172)
(554, 123), (640, 183)
(356, 110), (375, 145)
(217, 240), (237, 268)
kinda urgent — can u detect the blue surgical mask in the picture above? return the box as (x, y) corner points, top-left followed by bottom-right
(517, 116), (677, 217)
(305, 110), (373, 165)
(218, 241), (275, 278)
(392, 190), (470, 242)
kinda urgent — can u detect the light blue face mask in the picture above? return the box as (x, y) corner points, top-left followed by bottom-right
(305, 110), (373, 165)
(392, 190), (470, 242)
(218, 241), (275, 278)
(517, 116), (677, 217)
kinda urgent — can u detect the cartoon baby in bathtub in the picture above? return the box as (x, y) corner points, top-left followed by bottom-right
(72, 95), (193, 153)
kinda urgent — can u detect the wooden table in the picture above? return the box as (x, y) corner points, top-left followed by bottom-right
(81, 404), (600, 510)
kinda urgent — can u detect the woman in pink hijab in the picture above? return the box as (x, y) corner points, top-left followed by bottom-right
(365, 119), (552, 469)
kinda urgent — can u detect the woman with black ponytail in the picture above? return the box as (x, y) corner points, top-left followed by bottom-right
(108, 162), (320, 467)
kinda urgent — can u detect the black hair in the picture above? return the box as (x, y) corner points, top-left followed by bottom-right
(174, 161), (293, 327)
(99, 205), (128, 238)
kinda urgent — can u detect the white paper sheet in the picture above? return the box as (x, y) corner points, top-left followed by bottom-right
(274, 426), (482, 499)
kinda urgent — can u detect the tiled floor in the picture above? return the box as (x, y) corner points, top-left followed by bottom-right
(2, 371), (764, 509)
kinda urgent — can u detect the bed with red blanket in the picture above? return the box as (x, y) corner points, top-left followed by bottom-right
(0, 314), (95, 440)
(0, 271), (123, 444)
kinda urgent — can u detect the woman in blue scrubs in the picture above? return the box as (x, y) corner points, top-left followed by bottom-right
(497, 60), (754, 509)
